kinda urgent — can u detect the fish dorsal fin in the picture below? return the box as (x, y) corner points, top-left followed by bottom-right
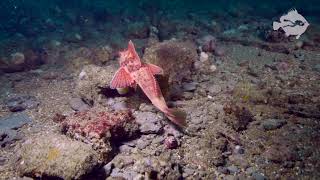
(145, 63), (164, 75)
(110, 67), (134, 89)
(128, 40), (140, 61)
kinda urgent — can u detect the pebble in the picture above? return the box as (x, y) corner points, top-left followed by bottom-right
(200, 52), (209, 62)
(252, 172), (267, 180)
(261, 118), (287, 131)
(182, 82), (197, 92)
(227, 165), (239, 174)
(234, 145), (245, 154)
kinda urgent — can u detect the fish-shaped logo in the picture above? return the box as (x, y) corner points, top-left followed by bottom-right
(110, 41), (187, 127)
(273, 9), (309, 39)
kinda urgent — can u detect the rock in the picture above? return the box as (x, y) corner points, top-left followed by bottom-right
(143, 40), (197, 93)
(106, 97), (128, 111)
(92, 45), (113, 65)
(200, 52), (209, 62)
(182, 82), (197, 92)
(163, 124), (183, 138)
(60, 108), (139, 162)
(134, 111), (163, 134)
(75, 64), (118, 105)
(17, 132), (99, 180)
(261, 118), (287, 131)
(11, 52), (25, 66)
(69, 97), (90, 112)
(5, 94), (40, 112)
(252, 172), (267, 180)
(0, 112), (32, 147)
(227, 165), (239, 174)
(197, 35), (217, 52)
(136, 135), (153, 150)
(234, 145), (244, 154)
(164, 135), (179, 149)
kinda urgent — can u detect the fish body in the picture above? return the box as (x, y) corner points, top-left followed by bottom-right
(273, 9), (309, 39)
(110, 41), (187, 127)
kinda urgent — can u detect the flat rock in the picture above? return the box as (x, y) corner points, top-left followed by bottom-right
(0, 112), (32, 147)
(261, 118), (287, 131)
(17, 132), (99, 180)
(4, 95), (40, 112)
(134, 111), (163, 134)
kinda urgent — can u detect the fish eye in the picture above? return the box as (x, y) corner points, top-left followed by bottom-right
(295, 20), (304, 26)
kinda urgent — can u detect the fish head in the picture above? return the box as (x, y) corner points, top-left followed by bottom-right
(283, 9), (309, 28)
(119, 40), (142, 70)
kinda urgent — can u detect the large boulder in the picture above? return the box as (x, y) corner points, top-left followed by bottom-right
(75, 64), (118, 105)
(143, 40), (197, 95)
(59, 108), (139, 162)
(16, 132), (99, 180)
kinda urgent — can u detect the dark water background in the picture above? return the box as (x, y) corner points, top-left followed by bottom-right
(1, 0), (319, 39)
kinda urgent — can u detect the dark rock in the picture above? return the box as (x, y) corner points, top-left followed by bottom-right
(264, 29), (289, 43)
(0, 113), (32, 147)
(69, 97), (90, 112)
(17, 132), (99, 180)
(5, 95), (39, 112)
(261, 118), (287, 131)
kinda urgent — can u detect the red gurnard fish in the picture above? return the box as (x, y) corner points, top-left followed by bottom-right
(110, 41), (187, 127)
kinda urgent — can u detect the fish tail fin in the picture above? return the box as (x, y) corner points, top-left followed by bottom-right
(165, 108), (188, 128)
(273, 21), (281, 30)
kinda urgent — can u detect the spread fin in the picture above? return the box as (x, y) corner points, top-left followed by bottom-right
(145, 63), (164, 75)
(128, 40), (140, 60)
(110, 67), (134, 89)
(166, 108), (188, 128)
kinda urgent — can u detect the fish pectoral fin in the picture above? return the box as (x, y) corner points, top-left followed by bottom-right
(110, 67), (134, 89)
(145, 63), (164, 75)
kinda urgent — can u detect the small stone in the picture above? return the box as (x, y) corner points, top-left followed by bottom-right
(11, 52), (25, 65)
(227, 165), (239, 174)
(200, 52), (209, 62)
(261, 119), (287, 131)
(164, 135), (178, 149)
(252, 172), (266, 180)
(210, 65), (217, 72)
(234, 145), (244, 154)
(69, 97), (90, 112)
(182, 82), (197, 92)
